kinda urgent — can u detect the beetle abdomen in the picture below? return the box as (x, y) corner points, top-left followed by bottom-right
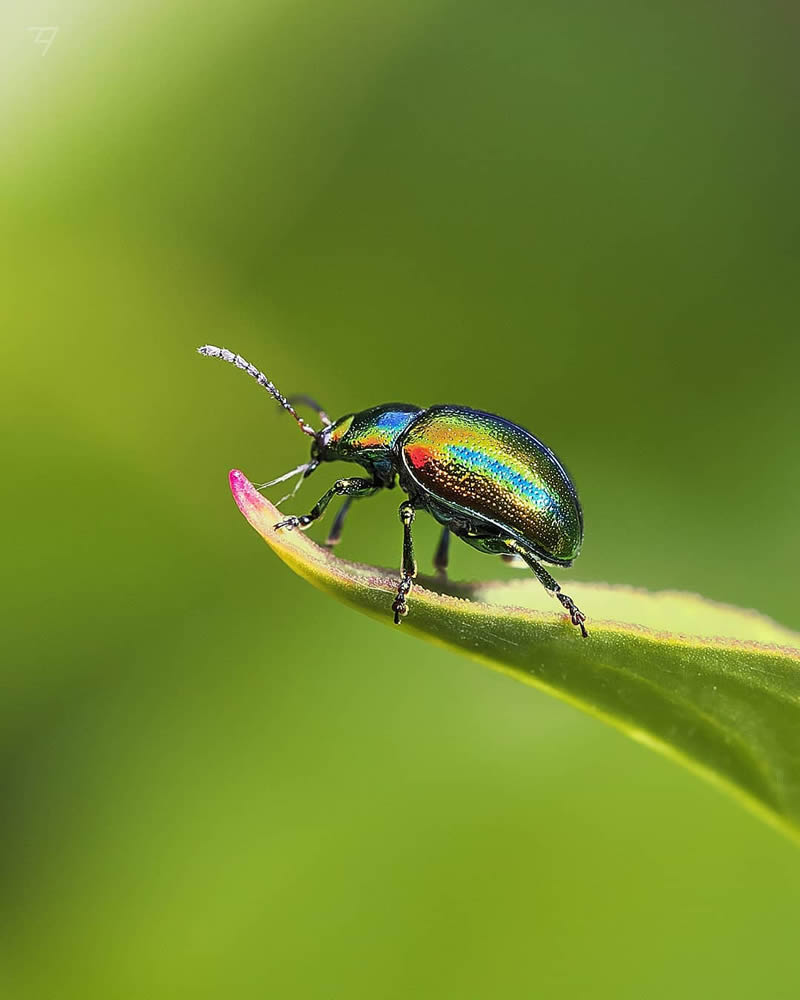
(400, 406), (583, 564)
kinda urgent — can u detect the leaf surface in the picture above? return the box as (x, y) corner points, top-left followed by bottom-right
(230, 469), (800, 842)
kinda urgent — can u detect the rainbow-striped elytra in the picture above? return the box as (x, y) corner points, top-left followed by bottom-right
(198, 346), (587, 636)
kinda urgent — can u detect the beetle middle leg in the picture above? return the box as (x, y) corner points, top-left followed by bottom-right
(274, 478), (377, 532)
(433, 527), (450, 578)
(325, 496), (354, 547)
(392, 500), (417, 624)
(505, 539), (588, 638)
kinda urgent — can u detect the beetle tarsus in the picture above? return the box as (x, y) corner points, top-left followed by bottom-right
(392, 577), (413, 624)
(274, 514), (313, 531)
(556, 592), (588, 638)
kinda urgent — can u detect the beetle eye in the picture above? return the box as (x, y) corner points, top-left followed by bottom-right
(313, 427), (332, 459)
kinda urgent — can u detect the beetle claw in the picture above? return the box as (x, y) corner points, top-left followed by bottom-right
(392, 596), (409, 624)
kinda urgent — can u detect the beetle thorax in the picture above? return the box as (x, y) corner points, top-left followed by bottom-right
(321, 404), (422, 464)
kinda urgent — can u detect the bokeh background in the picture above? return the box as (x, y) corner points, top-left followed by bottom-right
(2, 1), (800, 997)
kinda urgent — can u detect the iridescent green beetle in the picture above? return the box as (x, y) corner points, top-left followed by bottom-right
(199, 346), (587, 636)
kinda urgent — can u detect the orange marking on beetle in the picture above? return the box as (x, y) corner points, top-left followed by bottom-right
(406, 444), (432, 469)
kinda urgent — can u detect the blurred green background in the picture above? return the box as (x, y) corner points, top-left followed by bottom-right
(2, 0), (800, 996)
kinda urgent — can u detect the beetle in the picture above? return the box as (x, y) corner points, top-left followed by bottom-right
(198, 345), (588, 637)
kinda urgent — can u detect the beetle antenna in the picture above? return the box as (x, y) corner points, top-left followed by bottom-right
(285, 395), (332, 428)
(197, 345), (317, 438)
(255, 462), (310, 491)
(254, 460), (318, 504)
(276, 469), (308, 506)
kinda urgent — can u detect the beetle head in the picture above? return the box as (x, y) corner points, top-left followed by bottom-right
(311, 414), (354, 466)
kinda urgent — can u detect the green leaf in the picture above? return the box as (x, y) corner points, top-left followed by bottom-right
(230, 469), (800, 843)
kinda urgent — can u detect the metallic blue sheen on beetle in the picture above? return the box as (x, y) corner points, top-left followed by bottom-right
(198, 346), (587, 636)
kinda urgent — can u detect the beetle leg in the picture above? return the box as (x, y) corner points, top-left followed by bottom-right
(433, 527), (451, 578)
(504, 539), (588, 638)
(325, 496), (354, 547)
(392, 501), (417, 624)
(275, 478), (377, 532)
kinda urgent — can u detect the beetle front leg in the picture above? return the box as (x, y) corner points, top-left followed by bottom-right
(392, 500), (417, 624)
(275, 478), (377, 532)
(505, 540), (588, 638)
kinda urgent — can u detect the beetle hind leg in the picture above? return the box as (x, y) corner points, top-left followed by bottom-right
(392, 501), (417, 624)
(554, 591), (588, 638)
(504, 539), (588, 638)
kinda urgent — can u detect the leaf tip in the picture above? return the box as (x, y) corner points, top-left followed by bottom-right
(229, 469), (265, 522)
